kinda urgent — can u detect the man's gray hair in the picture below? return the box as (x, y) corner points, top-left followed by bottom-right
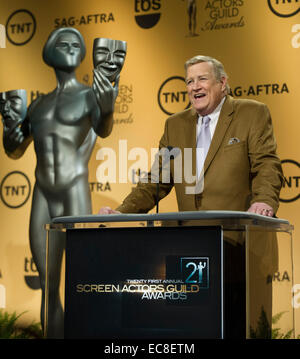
(184, 55), (230, 94)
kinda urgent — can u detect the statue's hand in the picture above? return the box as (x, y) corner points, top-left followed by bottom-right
(3, 122), (25, 153)
(92, 69), (120, 116)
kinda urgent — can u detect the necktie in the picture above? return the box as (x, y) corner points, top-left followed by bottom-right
(196, 115), (211, 178)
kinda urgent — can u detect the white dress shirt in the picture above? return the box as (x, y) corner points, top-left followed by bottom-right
(196, 96), (226, 177)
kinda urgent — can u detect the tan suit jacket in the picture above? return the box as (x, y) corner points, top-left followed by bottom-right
(117, 95), (283, 214)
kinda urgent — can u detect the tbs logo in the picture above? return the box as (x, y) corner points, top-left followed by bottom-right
(181, 257), (209, 289)
(134, 0), (161, 29)
(24, 257), (40, 290)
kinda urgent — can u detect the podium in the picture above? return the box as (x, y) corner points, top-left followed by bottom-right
(45, 211), (294, 339)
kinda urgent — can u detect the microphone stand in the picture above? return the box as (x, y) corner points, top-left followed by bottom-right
(155, 146), (178, 214)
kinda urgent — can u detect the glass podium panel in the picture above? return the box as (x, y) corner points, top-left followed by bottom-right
(247, 227), (294, 339)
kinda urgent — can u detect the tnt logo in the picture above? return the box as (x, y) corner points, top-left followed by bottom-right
(280, 159), (300, 203)
(181, 257), (209, 288)
(158, 76), (190, 116)
(0, 171), (31, 209)
(268, 0), (300, 17)
(5, 9), (36, 46)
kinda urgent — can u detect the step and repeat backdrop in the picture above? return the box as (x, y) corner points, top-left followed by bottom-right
(0, 0), (299, 336)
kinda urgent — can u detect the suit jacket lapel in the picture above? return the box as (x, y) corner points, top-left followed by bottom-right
(184, 107), (198, 179)
(204, 95), (234, 173)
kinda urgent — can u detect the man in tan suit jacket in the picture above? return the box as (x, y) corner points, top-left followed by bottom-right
(99, 55), (283, 216)
(99, 56), (282, 335)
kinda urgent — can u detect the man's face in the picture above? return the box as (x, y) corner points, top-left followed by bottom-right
(0, 89), (27, 127)
(93, 38), (127, 82)
(53, 32), (81, 70)
(186, 62), (227, 116)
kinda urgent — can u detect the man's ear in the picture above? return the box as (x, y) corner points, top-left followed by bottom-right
(220, 76), (227, 92)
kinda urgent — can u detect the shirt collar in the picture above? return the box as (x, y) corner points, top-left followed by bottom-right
(198, 96), (226, 125)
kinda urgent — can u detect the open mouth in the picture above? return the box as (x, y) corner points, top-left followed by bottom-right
(194, 93), (206, 100)
(98, 64), (117, 74)
(96, 65), (119, 81)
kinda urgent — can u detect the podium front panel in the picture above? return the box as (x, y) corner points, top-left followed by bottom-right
(45, 211), (294, 339)
(64, 226), (223, 339)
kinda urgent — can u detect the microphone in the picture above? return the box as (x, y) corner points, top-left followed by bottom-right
(155, 145), (180, 213)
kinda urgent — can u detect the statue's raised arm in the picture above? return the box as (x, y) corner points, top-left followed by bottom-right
(92, 38), (127, 137)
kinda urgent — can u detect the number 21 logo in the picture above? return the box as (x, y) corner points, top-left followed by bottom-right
(180, 257), (209, 288)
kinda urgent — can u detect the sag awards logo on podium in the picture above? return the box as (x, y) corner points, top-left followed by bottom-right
(180, 257), (209, 288)
(75, 256), (210, 302)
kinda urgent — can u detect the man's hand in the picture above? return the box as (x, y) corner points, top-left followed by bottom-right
(98, 206), (121, 215)
(247, 202), (274, 217)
